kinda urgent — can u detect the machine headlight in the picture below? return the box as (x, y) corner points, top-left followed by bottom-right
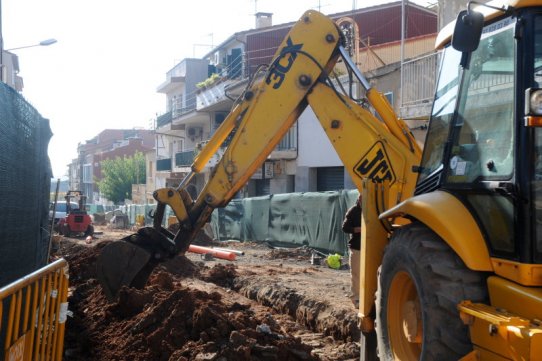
(526, 88), (542, 116)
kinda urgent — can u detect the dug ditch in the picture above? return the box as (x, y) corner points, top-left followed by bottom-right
(56, 234), (361, 360)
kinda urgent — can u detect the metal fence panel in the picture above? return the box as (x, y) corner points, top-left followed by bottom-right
(401, 52), (440, 106)
(0, 259), (69, 361)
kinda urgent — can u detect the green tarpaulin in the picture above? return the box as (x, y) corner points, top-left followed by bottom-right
(120, 190), (359, 255)
(210, 190), (359, 255)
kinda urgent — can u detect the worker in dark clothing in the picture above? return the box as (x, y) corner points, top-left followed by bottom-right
(342, 193), (362, 307)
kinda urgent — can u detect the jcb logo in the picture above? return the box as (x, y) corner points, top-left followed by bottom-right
(265, 37), (303, 89)
(354, 142), (396, 184)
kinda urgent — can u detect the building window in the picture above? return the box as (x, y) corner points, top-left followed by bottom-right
(384, 92), (393, 106)
(316, 166), (344, 191)
(83, 164), (92, 183)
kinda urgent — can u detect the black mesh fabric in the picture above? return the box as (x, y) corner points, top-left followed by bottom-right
(0, 82), (52, 287)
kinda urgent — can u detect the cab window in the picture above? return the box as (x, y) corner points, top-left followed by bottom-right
(447, 17), (515, 183)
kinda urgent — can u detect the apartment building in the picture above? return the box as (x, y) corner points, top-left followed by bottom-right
(69, 129), (154, 203)
(1, 50), (23, 91)
(153, 1), (438, 198)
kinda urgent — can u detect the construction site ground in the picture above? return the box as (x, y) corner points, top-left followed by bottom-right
(53, 225), (361, 361)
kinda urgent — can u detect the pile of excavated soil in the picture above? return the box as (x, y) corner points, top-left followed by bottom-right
(57, 230), (360, 361)
(263, 247), (313, 262)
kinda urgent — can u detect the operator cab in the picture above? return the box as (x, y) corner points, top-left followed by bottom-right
(415, 1), (542, 264)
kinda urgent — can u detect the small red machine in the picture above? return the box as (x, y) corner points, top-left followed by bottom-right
(57, 191), (94, 237)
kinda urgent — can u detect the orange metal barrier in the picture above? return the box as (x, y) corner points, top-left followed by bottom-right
(1, 258), (69, 361)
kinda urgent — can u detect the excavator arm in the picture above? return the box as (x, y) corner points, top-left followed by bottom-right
(97, 9), (421, 301)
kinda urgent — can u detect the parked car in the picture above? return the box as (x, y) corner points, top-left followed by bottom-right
(49, 201), (79, 224)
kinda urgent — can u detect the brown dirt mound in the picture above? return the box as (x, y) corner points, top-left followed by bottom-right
(62, 240), (320, 361)
(201, 263), (238, 288)
(264, 247), (313, 261)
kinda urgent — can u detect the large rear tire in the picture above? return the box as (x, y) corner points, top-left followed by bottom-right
(375, 223), (487, 361)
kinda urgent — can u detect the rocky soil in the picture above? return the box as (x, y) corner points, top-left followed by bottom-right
(53, 226), (361, 361)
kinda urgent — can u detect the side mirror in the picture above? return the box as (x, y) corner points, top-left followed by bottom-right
(452, 9), (484, 53)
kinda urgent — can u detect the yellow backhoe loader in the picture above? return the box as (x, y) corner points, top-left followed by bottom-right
(97, 1), (542, 359)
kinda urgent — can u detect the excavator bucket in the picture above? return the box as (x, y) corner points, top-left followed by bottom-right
(96, 239), (153, 300)
(96, 227), (178, 300)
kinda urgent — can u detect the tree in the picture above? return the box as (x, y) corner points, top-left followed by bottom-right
(97, 152), (146, 204)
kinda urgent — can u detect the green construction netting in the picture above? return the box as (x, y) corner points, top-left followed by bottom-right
(0, 82), (52, 287)
(120, 190), (359, 256)
(210, 190), (359, 255)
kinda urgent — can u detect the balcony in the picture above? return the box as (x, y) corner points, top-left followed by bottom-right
(156, 111), (172, 128)
(269, 126), (297, 160)
(175, 150), (195, 167)
(196, 78), (246, 111)
(156, 106), (200, 131)
(157, 61), (188, 94)
(175, 143), (227, 170)
(196, 52), (248, 111)
(156, 158), (172, 171)
(400, 52), (439, 120)
(172, 93), (197, 119)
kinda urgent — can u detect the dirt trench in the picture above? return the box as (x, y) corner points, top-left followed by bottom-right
(56, 230), (360, 361)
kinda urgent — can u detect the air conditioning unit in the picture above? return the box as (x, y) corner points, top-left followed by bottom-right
(187, 126), (203, 138)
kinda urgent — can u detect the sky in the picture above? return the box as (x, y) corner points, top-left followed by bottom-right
(2, 0), (432, 179)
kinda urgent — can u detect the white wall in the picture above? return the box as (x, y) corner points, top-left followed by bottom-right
(438, 0), (469, 31)
(296, 107), (342, 167)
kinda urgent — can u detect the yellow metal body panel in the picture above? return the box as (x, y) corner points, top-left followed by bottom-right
(487, 276), (542, 321)
(366, 89), (422, 161)
(491, 259), (542, 286)
(459, 301), (542, 360)
(460, 348), (518, 361)
(307, 85), (421, 318)
(380, 190), (493, 271)
(153, 10), (421, 268)
(189, 10), (421, 214)
(192, 104), (243, 173)
(359, 180), (390, 319)
(193, 10), (341, 209)
(307, 84), (420, 208)
(154, 188), (189, 222)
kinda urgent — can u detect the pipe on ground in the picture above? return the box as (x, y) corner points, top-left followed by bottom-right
(188, 245), (237, 261)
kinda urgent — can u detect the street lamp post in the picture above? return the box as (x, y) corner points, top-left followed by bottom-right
(0, 0), (4, 83)
(1, 38), (57, 86)
(6, 38), (57, 51)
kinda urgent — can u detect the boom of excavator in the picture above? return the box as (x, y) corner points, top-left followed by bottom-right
(96, 9), (421, 302)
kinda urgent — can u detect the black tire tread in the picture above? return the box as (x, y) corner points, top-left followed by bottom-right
(375, 222), (487, 361)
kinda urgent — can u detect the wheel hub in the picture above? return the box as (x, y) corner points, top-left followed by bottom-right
(402, 300), (422, 343)
(388, 270), (422, 360)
